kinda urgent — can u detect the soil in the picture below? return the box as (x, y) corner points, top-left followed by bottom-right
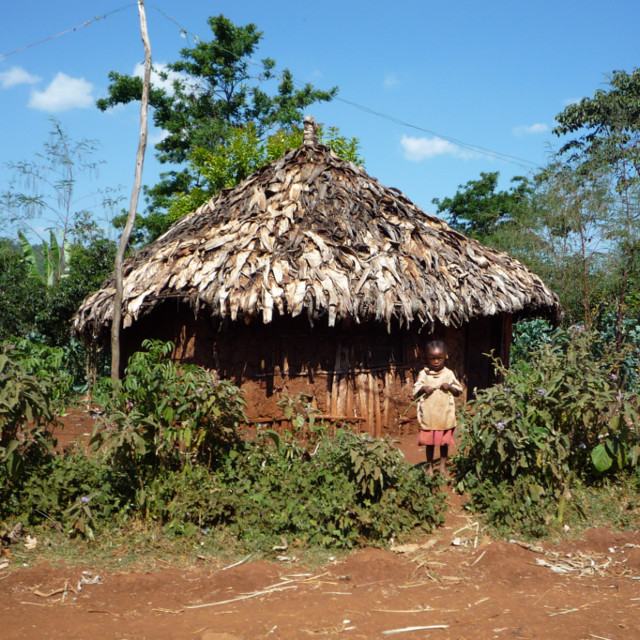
(2, 410), (640, 640)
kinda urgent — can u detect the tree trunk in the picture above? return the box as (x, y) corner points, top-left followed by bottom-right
(110, 0), (152, 382)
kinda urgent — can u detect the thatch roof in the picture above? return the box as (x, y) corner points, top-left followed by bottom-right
(72, 117), (559, 340)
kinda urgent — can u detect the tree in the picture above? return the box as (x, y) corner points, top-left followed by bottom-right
(97, 14), (337, 242)
(531, 162), (615, 326)
(111, 0), (152, 382)
(0, 124), (119, 366)
(431, 171), (534, 242)
(553, 68), (640, 340)
(0, 121), (120, 274)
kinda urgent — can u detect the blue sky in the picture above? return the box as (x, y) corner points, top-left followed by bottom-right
(1, 0), (639, 242)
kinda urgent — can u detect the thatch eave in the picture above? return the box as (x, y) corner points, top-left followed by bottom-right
(72, 129), (560, 342)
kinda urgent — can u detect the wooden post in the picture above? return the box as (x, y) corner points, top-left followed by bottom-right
(373, 373), (382, 437)
(357, 373), (368, 433)
(111, 0), (151, 381)
(367, 372), (375, 437)
(383, 370), (391, 432)
(330, 342), (341, 416)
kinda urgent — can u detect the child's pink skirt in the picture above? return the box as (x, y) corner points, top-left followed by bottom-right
(418, 428), (457, 447)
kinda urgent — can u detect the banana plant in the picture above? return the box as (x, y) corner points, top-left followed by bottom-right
(18, 230), (70, 287)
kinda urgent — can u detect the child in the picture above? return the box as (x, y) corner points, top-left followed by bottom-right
(413, 340), (462, 476)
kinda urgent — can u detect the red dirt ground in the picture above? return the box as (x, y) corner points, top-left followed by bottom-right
(2, 411), (640, 640)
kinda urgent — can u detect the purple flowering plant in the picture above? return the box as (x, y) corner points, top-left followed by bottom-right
(456, 326), (640, 508)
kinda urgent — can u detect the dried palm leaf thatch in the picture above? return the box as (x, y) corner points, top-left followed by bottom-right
(72, 118), (559, 341)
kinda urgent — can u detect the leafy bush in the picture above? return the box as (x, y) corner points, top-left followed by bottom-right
(143, 427), (445, 549)
(6, 344), (445, 548)
(510, 318), (559, 365)
(3, 335), (76, 410)
(0, 345), (58, 492)
(91, 340), (247, 478)
(6, 453), (132, 539)
(456, 327), (640, 533)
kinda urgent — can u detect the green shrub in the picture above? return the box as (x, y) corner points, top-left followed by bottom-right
(456, 327), (640, 532)
(7, 452), (132, 539)
(8, 346), (444, 549)
(91, 339), (247, 477)
(4, 335), (76, 410)
(0, 345), (58, 492)
(142, 427), (445, 549)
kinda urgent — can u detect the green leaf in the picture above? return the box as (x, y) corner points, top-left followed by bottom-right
(528, 484), (545, 502)
(591, 443), (613, 473)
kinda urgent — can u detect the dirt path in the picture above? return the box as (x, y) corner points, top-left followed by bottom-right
(2, 413), (640, 639)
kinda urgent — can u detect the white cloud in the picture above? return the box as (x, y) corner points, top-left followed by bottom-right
(134, 62), (184, 94)
(0, 66), (41, 88)
(562, 97), (580, 107)
(148, 129), (169, 146)
(28, 72), (93, 112)
(512, 123), (548, 136)
(400, 135), (479, 161)
(383, 73), (399, 88)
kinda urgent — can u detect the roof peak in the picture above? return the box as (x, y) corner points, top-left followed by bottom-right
(303, 114), (320, 146)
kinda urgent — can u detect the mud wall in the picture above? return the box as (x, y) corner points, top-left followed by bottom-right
(121, 303), (509, 435)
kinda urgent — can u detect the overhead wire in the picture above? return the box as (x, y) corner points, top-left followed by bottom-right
(0, 4), (136, 61)
(2, 4), (543, 171)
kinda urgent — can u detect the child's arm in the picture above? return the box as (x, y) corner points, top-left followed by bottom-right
(439, 382), (461, 396)
(413, 370), (435, 397)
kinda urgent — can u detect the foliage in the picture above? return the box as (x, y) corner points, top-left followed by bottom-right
(6, 453), (130, 540)
(4, 356), (445, 548)
(18, 230), (70, 287)
(456, 327), (640, 533)
(0, 119), (120, 257)
(98, 14), (337, 240)
(552, 68), (640, 335)
(0, 123), (119, 390)
(0, 345), (58, 493)
(432, 171), (533, 241)
(0, 239), (45, 341)
(91, 340), (247, 479)
(142, 427), (445, 549)
(510, 318), (559, 365)
(2, 336), (75, 411)
(553, 68), (640, 183)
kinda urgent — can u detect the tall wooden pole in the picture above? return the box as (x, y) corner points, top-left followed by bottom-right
(110, 0), (152, 381)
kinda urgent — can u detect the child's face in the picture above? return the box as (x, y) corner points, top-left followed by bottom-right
(427, 346), (446, 371)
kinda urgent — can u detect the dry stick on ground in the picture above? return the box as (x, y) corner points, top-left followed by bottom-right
(185, 572), (329, 610)
(382, 625), (449, 636)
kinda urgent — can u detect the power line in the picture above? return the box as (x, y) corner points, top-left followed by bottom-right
(2, 5), (543, 171)
(144, 7), (543, 169)
(331, 96), (544, 170)
(0, 4), (136, 61)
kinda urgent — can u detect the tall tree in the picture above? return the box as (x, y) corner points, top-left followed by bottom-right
(431, 171), (534, 241)
(553, 68), (640, 340)
(532, 162), (614, 326)
(0, 120), (119, 276)
(97, 14), (337, 241)
(111, 0), (152, 382)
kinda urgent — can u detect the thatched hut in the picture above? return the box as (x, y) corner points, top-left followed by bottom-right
(73, 116), (559, 435)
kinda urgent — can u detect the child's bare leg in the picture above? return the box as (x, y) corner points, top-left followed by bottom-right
(439, 445), (449, 475)
(425, 445), (435, 476)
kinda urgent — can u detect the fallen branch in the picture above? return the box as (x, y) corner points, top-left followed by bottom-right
(382, 624), (449, 635)
(32, 585), (77, 598)
(221, 553), (255, 571)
